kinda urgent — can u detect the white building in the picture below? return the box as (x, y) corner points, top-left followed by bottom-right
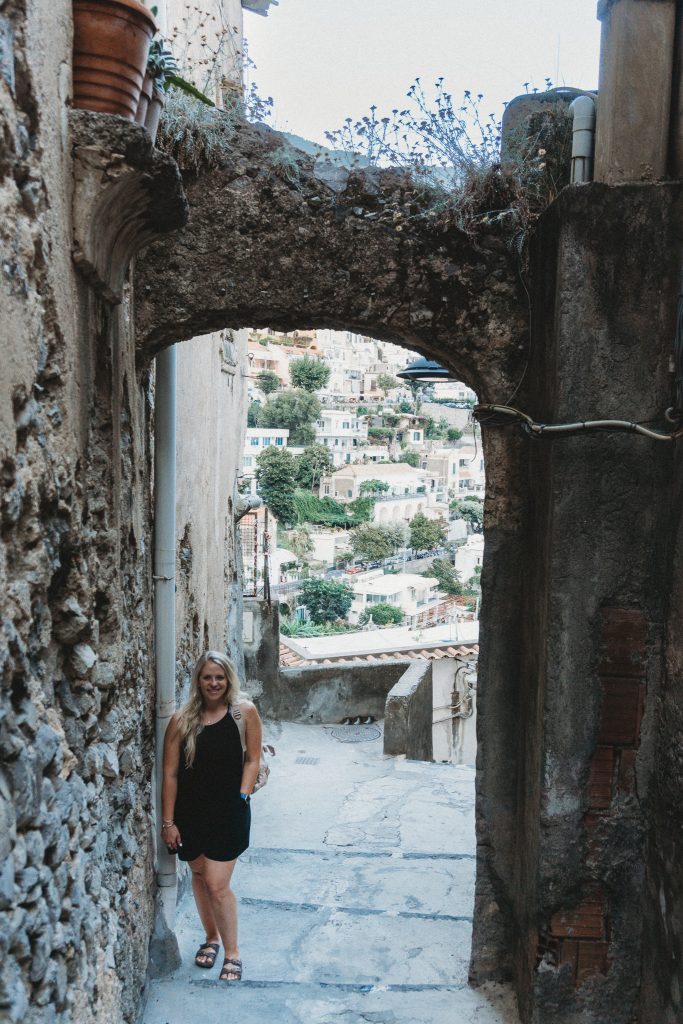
(455, 534), (485, 583)
(315, 409), (368, 466)
(241, 427), (290, 494)
(348, 571), (451, 627)
(453, 445), (486, 496)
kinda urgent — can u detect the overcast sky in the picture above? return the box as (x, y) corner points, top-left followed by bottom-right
(244, 0), (602, 146)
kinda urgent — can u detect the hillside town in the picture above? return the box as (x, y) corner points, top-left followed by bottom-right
(241, 328), (483, 640)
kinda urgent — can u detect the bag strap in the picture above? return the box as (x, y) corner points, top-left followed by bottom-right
(229, 703), (247, 754)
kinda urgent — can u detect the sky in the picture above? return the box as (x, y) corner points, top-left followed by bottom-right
(244, 0), (602, 147)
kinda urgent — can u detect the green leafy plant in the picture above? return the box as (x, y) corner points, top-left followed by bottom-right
(298, 578), (354, 624)
(358, 603), (403, 627)
(289, 355), (331, 393)
(409, 512), (446, 552)
(294, 444), (334, 490)
(426, 557), (463, 595)
(255, 446), (296, 524)
(256, 370), (280, 394)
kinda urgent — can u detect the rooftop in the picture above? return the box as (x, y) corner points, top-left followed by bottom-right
(280, 621), (480, 664)
(354, 573), (439, 596)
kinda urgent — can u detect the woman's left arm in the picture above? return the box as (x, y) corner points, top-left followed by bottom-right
(240, 701), (263, 796)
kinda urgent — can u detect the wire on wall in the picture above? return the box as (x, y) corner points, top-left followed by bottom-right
(473, 403), (683, 443)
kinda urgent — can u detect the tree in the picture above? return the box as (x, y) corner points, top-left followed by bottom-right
(255, 447), (296, 523)
(287, 526), (314, 566)
(426, 557), (463, 595)
(359, 602), (403, 626)
(295, 443), (334, 490)
(256, 369), (280, 394)
(377, 373), (400, 396)
(299, 578), (354, 624)
(289, 355), (331, 392)
(398, 400), (412, 414)
(256, 389), (321, 445)
(397, 450), (419, 467)
(384, 521), (407, 551)
(247, 400), (261, 427)
(358, 479), (390, 496)
(450, 497), (484, 533)
(409, 512), (446, 552)
(350, 524), (395, 562)
(447, 427), (463, 442)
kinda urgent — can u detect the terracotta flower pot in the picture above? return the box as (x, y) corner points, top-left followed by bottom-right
(135, 72), (153, 124)
(72, 0), (157, 120)
(144, 86), (165, 144)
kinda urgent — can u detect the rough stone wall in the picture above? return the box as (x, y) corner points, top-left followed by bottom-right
(509, 183), (679, 1023)
(0, 8), (197, 1024)
(174, 327), (249, 694)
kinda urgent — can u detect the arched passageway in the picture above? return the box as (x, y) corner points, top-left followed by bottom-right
(136, 117), (683, 1024)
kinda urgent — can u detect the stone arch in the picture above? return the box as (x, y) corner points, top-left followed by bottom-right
(134, 119), (680, 1023)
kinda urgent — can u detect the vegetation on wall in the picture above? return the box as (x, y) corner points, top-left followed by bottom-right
(293, 489), (375, 528)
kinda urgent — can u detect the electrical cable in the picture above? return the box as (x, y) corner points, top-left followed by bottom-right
(473, 403), (683, 443)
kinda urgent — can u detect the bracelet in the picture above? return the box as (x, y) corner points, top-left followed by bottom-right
(161, 822), (174, 829)
(239, 793), (250, 801)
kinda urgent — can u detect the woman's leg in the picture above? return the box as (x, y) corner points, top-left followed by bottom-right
(189, 855), (220, 964)
(200, 857), (241, 978)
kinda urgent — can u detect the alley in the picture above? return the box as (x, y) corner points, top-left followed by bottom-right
(142, 721), (517, 1024)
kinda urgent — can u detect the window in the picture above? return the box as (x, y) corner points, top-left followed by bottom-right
(263, 437), (271, 446)
(243, 456), (252, 467)
(343, 421), (349, 429)
(250, 437), (260, 446)
(275, 437), (284, 446)
(413, 431), (420, 441)
(459, 459), (467, 467)
(347, 490), (353, 498)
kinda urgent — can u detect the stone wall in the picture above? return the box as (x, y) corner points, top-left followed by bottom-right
(276, 661), (412, 724)
(383, 661), (433, 761)
(174, 328), (249, 693)
(242, 598), (280, 709)
(0, 7), (246, 1024)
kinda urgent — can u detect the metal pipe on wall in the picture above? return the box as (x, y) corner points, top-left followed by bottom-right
(570, 95), (596, 183)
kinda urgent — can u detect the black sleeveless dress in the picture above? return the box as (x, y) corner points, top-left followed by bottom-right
(174, 710), (251, 862)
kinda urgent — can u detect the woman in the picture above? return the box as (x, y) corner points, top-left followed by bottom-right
(161, 651), (263, 982)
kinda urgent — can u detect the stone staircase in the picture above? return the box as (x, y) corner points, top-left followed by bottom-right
(141, 721), (517, 1024)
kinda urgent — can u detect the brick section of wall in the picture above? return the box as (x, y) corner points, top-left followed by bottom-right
(537, 608), (647, 987)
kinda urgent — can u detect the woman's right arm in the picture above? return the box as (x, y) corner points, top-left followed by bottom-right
(161, 713), (182, 850)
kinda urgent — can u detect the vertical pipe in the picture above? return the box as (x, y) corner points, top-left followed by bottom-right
(154, 345), (177, 927)
(569, 95), (596, 183)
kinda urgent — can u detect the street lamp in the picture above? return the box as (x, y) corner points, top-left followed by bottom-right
(396, 358), (455, 383)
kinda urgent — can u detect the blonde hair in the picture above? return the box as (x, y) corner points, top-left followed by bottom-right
(177, 651), (240, 768)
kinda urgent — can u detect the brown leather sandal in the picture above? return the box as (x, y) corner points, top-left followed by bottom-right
(219, 957), (242, 981)
(194, 942), (219, 968)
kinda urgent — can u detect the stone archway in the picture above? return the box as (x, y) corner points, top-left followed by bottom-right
(135, 118), (682, 1024)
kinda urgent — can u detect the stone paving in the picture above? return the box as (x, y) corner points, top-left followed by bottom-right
(142, 721), (518, 1024)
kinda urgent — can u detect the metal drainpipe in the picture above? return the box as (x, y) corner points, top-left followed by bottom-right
(154, 344), (177, 929)
(569, 95), (597, 183)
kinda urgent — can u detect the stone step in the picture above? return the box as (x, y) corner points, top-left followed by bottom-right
(143, 975), (517, 1024)
(235, 845), (476, 919)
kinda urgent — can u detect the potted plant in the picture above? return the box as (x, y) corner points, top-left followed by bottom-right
(72, 0), (157, 120)
(135, 36), (215, 142)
